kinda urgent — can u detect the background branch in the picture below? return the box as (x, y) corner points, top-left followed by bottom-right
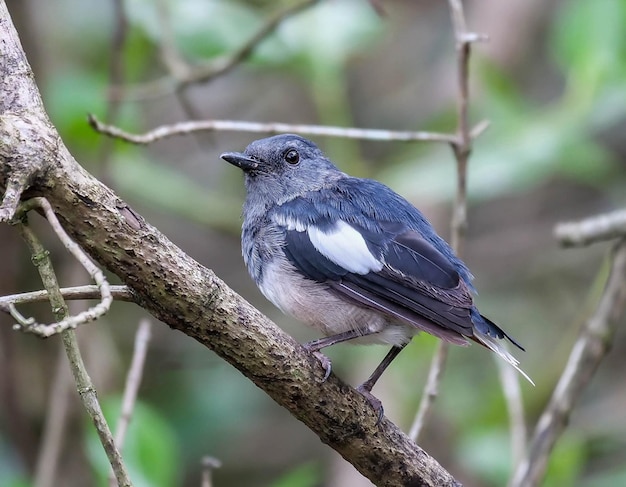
(409, 0), (494, 444)
(510, 238), (626, 487)
(112, 0), (320, 101)
(108, 319), (152, 487)
(17, 215), (132, 487)
(11, 198), (113, 337)
(88, 114), (476, 145)
(555, 209), (626, 247)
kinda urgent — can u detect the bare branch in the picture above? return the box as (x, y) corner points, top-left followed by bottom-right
(200, 456), (222, 487)
(0, 285), (132, 311)
(9, 198), (113, 336)
(408, 342), (449, 441)
(0, 174), (27, 222)
(555, 209), (626, 247)
(34, 345), (72, 487)
(88, 113), (477, 145)
(510, 239), (626, 487)
(112, 0), (320, 101)
(411, 0), (492, 444)
(109, 319), (152, 487)
(497, 358), (527, 469)
(17, 215), (132, 487)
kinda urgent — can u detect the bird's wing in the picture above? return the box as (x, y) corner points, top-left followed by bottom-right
(275, 207), (476, 343)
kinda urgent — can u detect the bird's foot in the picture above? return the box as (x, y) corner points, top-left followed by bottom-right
(302, 344), (332, 381)
(356, 384), (384, 425)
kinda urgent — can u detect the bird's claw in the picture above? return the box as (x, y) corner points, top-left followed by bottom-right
(303, 344), (332, 381)
(356, 385), (384, 425)
(313, 352), (332, 381)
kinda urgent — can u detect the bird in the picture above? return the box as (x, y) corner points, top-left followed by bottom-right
(221, 134), (531, 420)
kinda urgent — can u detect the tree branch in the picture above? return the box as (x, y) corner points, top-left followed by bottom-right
(555, 209), (626, 247)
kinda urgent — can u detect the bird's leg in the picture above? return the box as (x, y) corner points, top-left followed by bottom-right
(356, 344), (407, 424)
(303, 329), (377, 381)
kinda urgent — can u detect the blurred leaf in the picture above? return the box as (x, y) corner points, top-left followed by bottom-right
(276, 0), (383, 66)
(0, 438), (27, 487)
(126, 0), (260, 60)
(110, 152), (241, 233)
(552, 0), (626, 91)
(581, 466), (626, 487)
(85, 397), (180, 487)
(457, 429), (511, 486)
(269, 462), (321, 487)
(543, 433), (586, 487)
(44, 70), (108, 154)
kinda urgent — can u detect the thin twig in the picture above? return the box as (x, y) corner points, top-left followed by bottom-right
(409, 0), (489, 443)
(510, 239), (626, 487)
(17, 217), (133, 487)
(0, 174), (27, 222)
(110, 0), (320, 101)
(108, 319), (152, 487)
(88, 113), (491, 145)
(200, 456), (222, 487)
(0, 285), (132, 311)
(497, 358), (527, 469)
(408, 342), (449, 441)
(10, 198), (113, 337)
(34, 344), (72, 487)
(555, 209), (626, 247)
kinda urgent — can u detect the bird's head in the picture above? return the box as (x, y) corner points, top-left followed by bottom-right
(221, 134), (341, 205)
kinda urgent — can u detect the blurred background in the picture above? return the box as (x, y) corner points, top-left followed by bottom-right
(1, 0), (626, 486)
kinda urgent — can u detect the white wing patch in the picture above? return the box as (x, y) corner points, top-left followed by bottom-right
(273, 213), (306, 232)
(307, 220), (383, 275)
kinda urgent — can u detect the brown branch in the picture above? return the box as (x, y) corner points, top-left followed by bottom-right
(555, 209), (626, 247)
(510, 238), (626, 487)
(0, 2), (460, 484)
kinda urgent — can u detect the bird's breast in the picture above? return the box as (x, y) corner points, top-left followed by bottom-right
(257, 255), (414, 345)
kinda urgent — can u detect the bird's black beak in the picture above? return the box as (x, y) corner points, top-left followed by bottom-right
(220, 152), (260, 172)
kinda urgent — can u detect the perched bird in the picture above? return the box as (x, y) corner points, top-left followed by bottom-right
(221, 134), (531, 419)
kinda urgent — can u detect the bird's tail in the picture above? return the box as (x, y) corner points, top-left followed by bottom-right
(472, 330), (534, 385)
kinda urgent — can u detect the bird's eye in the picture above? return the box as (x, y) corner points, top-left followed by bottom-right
(284, 149), (300, 165)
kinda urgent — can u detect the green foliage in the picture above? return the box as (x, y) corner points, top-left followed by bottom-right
(381, 0), (626, 206)
(110, 151), (242, 232)
(543, 433), (587, 487)
(458, 429), (512, 486)
(44, 70), (109, 155)
(126, 0), (260, 60)
(84, 397), (180, 487)
(268, 462), (321, 487)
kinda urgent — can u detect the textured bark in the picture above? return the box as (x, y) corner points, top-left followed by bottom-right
(0, 3), (461, 486)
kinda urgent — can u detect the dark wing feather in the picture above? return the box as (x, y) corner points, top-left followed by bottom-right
(281, 220), (477, 341)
